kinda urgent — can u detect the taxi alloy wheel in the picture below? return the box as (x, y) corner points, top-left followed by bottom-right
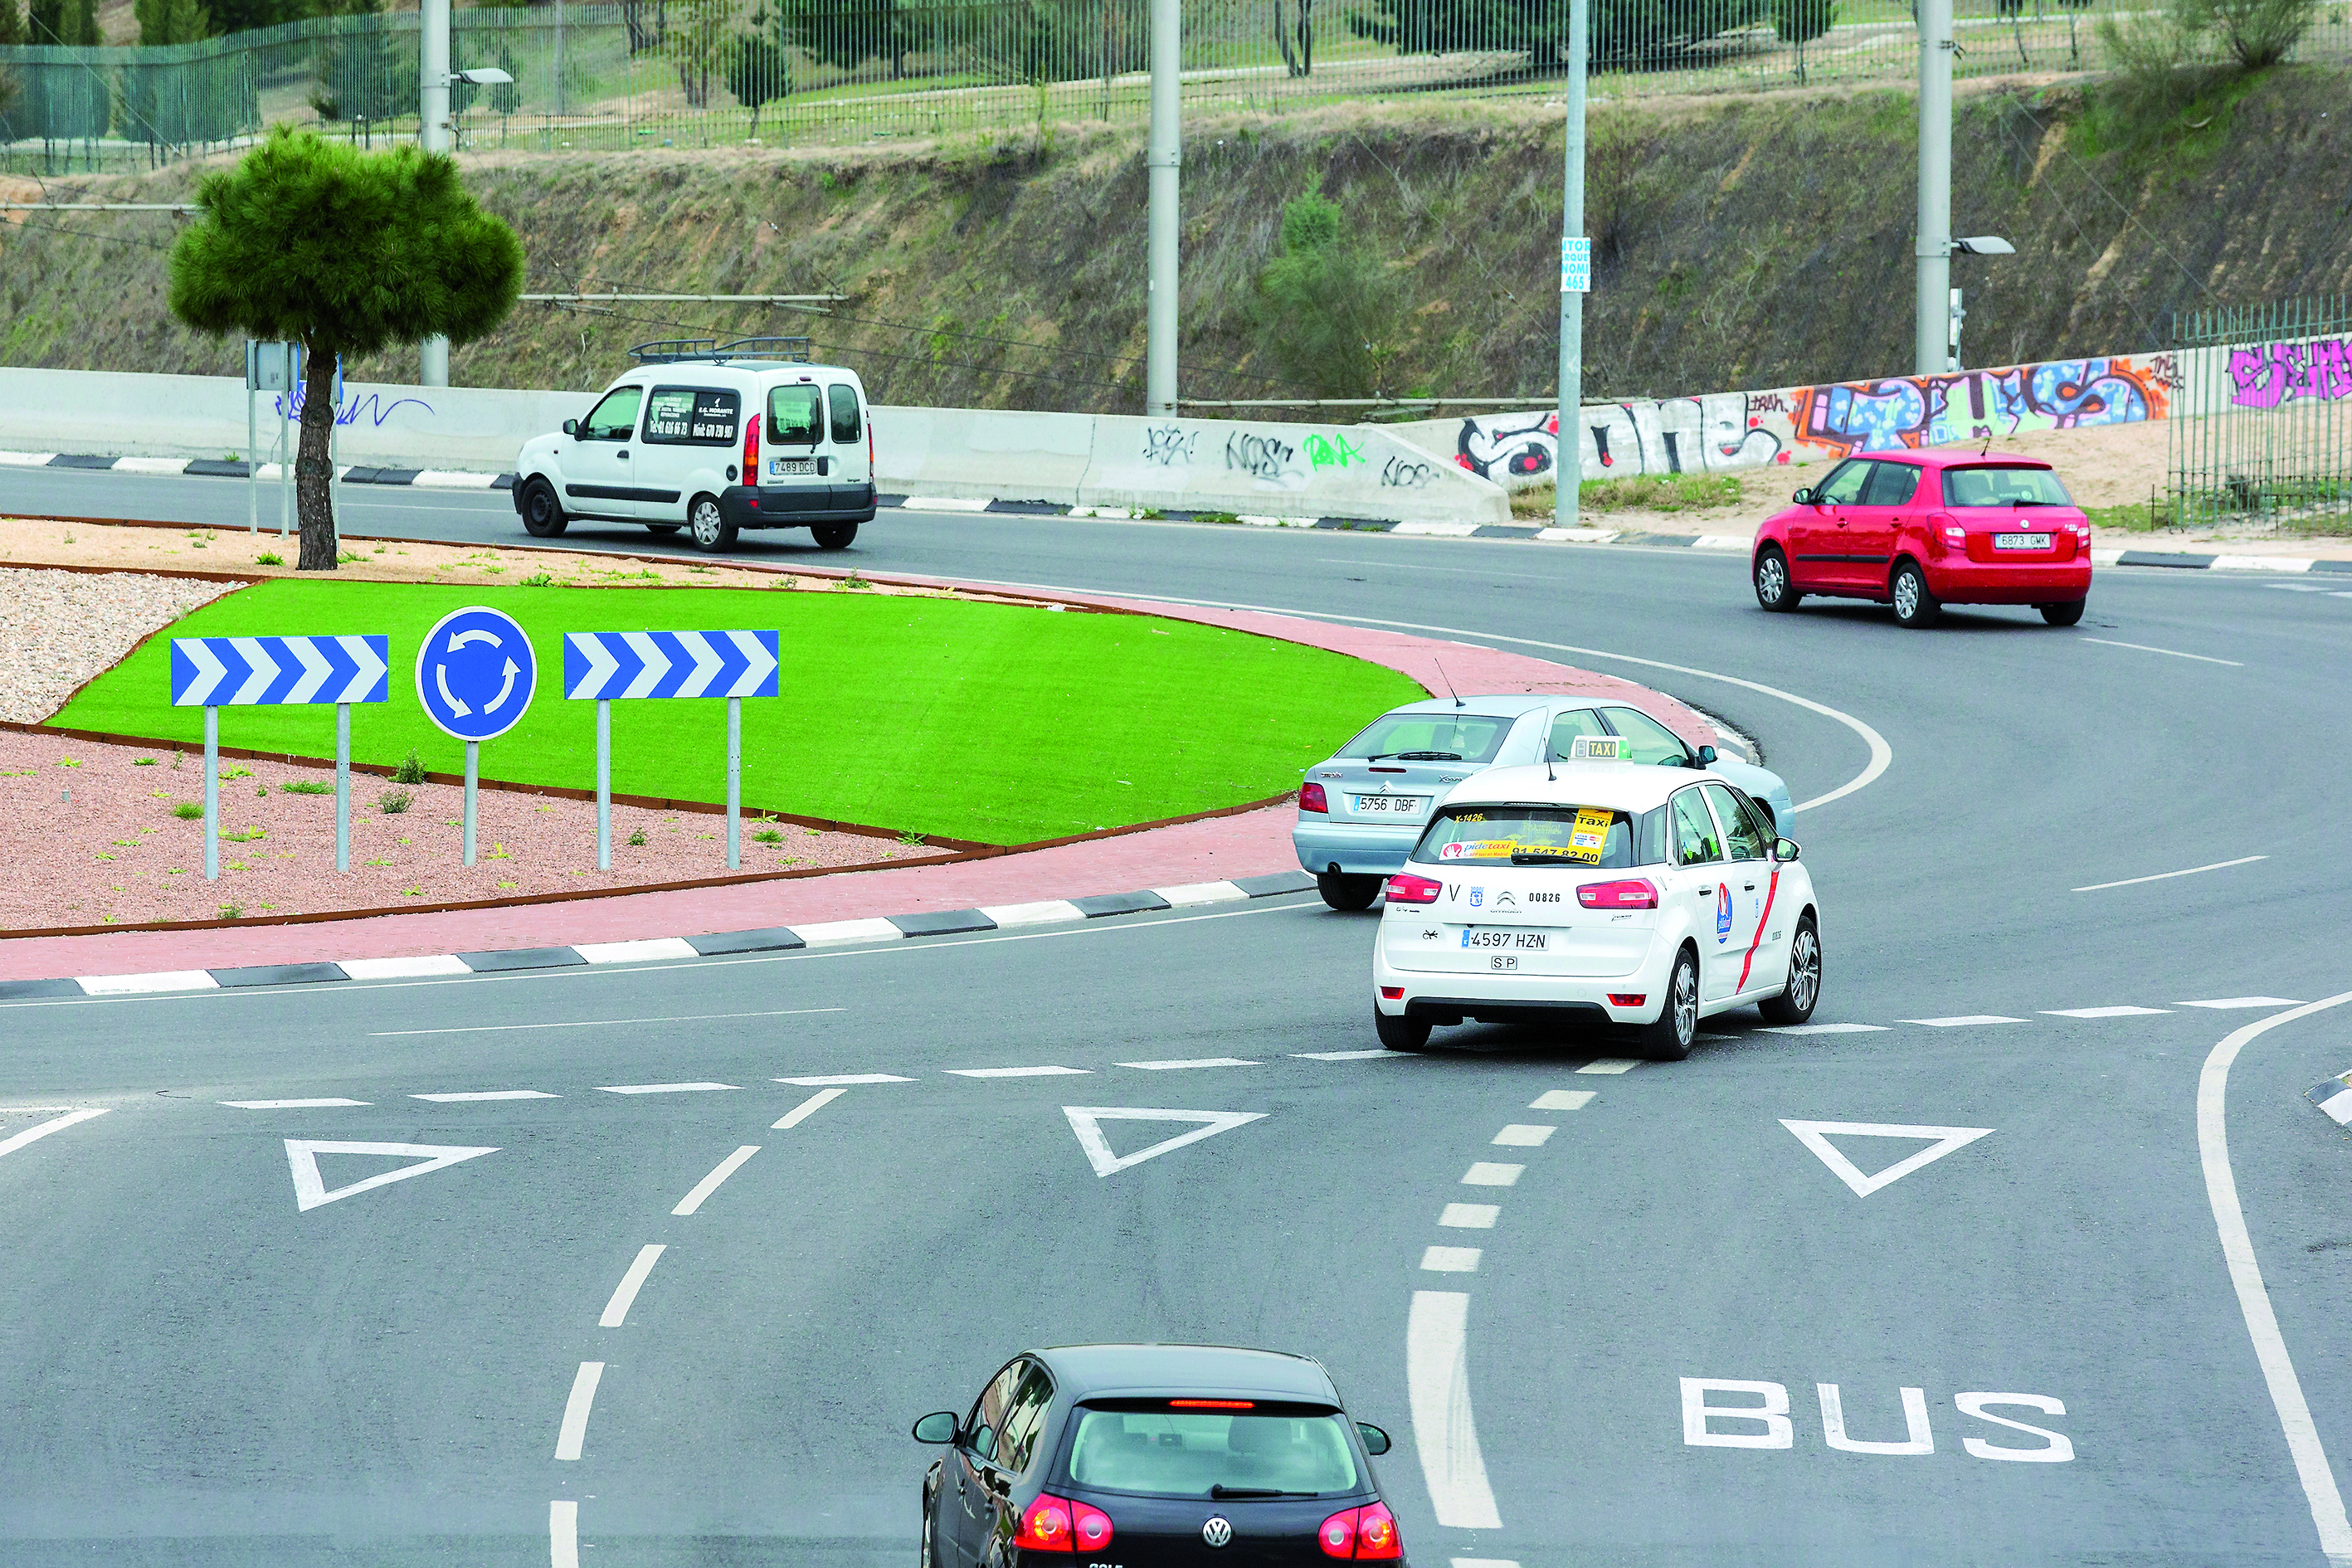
(1639, 949), (1698, 1061)
(1755, 548), (1799, 612)
(1319, 873), (1382, 912)
(1891, 562), (1940, 628)
(1375, 1003), (1432, 1052)
(1760, 916), (1820, 1025)
(689, 495), (737, 554)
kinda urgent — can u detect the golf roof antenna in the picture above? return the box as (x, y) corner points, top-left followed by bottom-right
(1432, 658), (1463, 709)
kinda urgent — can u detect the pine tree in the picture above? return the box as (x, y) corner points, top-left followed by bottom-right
(135, 0), (211, 45)
(28, 0), (62, 44)
(0, 0), (28, 47)
(60, 0), (100, 45)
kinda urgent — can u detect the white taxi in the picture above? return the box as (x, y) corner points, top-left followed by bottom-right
(1371, 740), (1820, 1059)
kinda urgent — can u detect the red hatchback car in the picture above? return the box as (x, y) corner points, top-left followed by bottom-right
(1751, 450), (2092, 627)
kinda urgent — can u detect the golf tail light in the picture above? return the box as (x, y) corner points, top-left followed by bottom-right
(1319, 1507), (1358, 1557)
(1071, 1500), (1113, 1551)
(1576, 877), (1658, 910)
(743, 407), (760, 484)
(1385, 873), (1441, 904)
(1299, 782), (1328, 814)
(1018, 1494), (1074, 1552)
(1353, 1502), (1401, 1559)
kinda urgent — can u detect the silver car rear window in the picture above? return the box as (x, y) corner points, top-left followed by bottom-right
(1339, 713), (1516, 763)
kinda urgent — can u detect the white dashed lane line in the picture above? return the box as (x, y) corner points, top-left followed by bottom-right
(1575, 1058), (1645, 1073)
(1901, 1015), (2028, 1027)
(1116, 1057), (1261, 1069)
(220, 1098), (368, 1108)
(597, 1245), (666, 1327)
(1421, 1246), (1483, 1273)
(596, 1082), (742, 1095)
(672, 1147), (760, 1215)
(1461, 1162), (1523, 1186)
(772, 1088), (848, 1129)
(1491, 1125), (1556, 1147)
(368, 1007), (844, 1037)
(554, 1362), (604, 1460)
(2043, 1006), (2171, 1019)
(777, 1073), (913, 1085)
(1529, 1089), (1595, 1110)
(1440, 1204), (1499, 1229)
(945, 1064), (1090, 1078)
(0, 1107), (109, 1161)
(412, 1089), (559, 1102)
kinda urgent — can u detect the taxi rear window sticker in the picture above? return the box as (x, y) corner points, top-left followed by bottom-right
(643, 387), (741, 446)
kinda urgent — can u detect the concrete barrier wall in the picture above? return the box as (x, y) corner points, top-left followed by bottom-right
(0, 367), (1512, 524)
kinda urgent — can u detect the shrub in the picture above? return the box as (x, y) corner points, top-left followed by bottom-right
(218, 903), (244, 919)
(278, 777), (334, 795)
(627, 827), (649, 846)
(392, 747), (428, 784)
(1246, 190), (1408, 399)
(377, 786), (413, 814)
(752, 827), (784, 844)
(134, 757), (157, 766)
(256, 552), (284, 566)
(173, 801), (204, 820)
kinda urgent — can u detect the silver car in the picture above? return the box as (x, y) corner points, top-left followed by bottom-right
(1293, 694), (1797, 910)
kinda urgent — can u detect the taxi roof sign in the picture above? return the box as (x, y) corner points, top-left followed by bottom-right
(1567, 735), (1624, 762)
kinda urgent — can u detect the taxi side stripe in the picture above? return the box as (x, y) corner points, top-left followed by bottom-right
(1736, 869), (1780, 991)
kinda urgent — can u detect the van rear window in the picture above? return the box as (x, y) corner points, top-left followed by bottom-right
(643, 387), (739, 446)
(767, 385), (822, 446)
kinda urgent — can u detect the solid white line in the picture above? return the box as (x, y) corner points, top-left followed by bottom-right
(1407, 1291), (1503, 1529)
(0, 1108), (107, 1160)
(773, 1088), (848, 1129)
(220, 1098), (368, 1108)
(1461, 1162), (1522, 1186)
(1900, 1015), (2027, 1027)
(1492, 1124), (1555, 1147)
(411, 1089), (559, 1102)
(945, 1064), (1090, 1078)
(371, 1008), (841, 1037)
(2198, 991), (2352, 1563)
(2179, 997), (2304, 1010)
(555, 1362), (605, 1458)
(1529, 1090), (1595, 1110)
(1575, 1059), (1644, 1074)
(550, 1500), (580, 1568)
(1293, 1049), (1392, 1061)
(574, 937), (701, 964)
(674, 1147), (760, 1214)
(597, 1082), (739, 1094)
(598, 1245), (665, 1327)
(1116, 1057), (1260, 1069)
(76, 970), (218, 996)
(338, 955), (471, 979)
(2072, 855), (2267, 893)
(776, 1073), (913, 1085)
(1421, 1245), (1482, 1272)
(2082, 636), (2243, 667)
(2041, 1006), (2171, 1019)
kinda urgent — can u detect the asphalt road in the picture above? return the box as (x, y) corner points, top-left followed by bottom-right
(6, 462), (2350, 1566)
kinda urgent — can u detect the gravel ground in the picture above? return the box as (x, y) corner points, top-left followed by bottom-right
(0, 729), (949, 932)
(0, 567), (239, 724)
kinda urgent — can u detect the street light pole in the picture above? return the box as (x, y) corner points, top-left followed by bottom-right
(419, 0), (452, 387)
(1914, 0), (1953, 376)
(1144, 0), (1180, 416)
(1553, 0), (1590, 532)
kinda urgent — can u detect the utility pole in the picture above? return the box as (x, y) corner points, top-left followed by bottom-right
(1552, 0), (1591, 531)
(419, 0), (452, 387)
(1144, 0), (1179, 416)
(1914, 0), (1953, 376)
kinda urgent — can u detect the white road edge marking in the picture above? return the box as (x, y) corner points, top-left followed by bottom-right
(598, 1244), (666, 1326)
(2072, 855), (2267, 893)
(2082, 636), (2244, 667)
(373, 1007), (842, 1037)
(555, 1362), (605, 1459)
(773, 1088), (848, 1129)
(2199, 990), (2352, 1565)
(0, 1107), (107, 1161)
(674, 1147), (760, 1214)
(1407, 1290), (1503, 1530)
(549, 1500), (580, 1568)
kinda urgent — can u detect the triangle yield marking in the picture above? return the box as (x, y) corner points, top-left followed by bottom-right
(1061, 1107), (1267, 1177)
(1780, 1119), (1992, 1197)
(285, 1139), (499, 1212)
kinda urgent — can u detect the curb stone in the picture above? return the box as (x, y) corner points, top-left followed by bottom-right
(2308, 1069), (2352, 1127)
(0, 872), (1321, 1003)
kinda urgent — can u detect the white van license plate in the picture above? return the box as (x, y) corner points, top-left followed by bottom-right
(769, 458), (816, 477)
(1993, 533), (2051, 550)
(1462, 928), (1548, 951)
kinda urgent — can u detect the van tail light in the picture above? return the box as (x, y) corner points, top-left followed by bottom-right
(743, 406), (760, 485)
(1298, 782), (1328, 814)
(1070, 1500), (1113, 1551)
(1319, 1501), (1402, 1559)
(868, 419), (875, 474)
(1576, 877), (1658, 910)
(1385, 873), (1441, 905)
(1017, 1494), (1074, 1552)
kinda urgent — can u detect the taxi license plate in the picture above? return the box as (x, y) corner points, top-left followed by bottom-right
(1461, 928), (1547, 951)
(1994, 532), (2052, 550)
(1353, 794), (1426, 814)
(769, 457), (816, 477)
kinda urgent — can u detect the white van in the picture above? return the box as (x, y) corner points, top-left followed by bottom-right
(512, 338), (876, 553)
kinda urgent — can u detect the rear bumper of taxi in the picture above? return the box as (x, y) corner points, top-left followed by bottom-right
(1373, 940), (1673, 1025)
(718, 483), (879, 530)
(1294, 817), (1421, 877)
(1922, 555), (2091, 606)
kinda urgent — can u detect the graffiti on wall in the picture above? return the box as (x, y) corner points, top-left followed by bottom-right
(1225, 431), (1310, 488)
(1786, 356), (2177, 460)
(1454, 392), (1790, 489)
(272, 388), (436, 429)
(2228, 338), (2352, 407)
(1142, 424), (1199, 465)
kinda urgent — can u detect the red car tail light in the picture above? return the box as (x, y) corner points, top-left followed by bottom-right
(1380, 986), (1405, 1001)
(1017, 1494), (1074, 1551)
(1071, 1499), (1113, 1551)
(1576, 877), (1658, 910)
(1608, 992), (1646, 1007)
(1385, 873), (1441, 904)
(1319, 1502), (1403, 1559)
(1299, 782), (1328, 814)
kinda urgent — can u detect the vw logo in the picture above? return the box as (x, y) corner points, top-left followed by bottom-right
(1201, 1515), (1234, 1547)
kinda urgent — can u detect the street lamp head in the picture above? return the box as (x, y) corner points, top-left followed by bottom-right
(1951, 235), (2016, 256)
(451, 66), (514, 85)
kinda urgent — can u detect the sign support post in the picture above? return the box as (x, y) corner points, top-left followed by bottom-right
(335, 703), (352, 872)
(464, 741), (479, 867)
(203, 707), (219, 881)
(597, 699), (611, 870)
(247, 392), (259, 535)
(414, 606), (538, 877)
(727, 696), (742, 869)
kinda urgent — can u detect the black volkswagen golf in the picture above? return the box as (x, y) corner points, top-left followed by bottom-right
(912, 1343), (1405, 1565)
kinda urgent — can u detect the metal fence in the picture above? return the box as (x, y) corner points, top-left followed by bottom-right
(2169, 295), (2352, 533)
(3, 0), (2350, 171)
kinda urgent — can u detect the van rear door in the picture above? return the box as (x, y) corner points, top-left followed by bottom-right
(761, 382), (827, 515)
(825, 381), (869, 507)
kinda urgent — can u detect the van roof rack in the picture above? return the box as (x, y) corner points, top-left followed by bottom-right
(627, 336), (814, 365)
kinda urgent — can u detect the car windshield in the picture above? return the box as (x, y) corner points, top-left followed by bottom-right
(1941, 465), (2072, 507)
(1413, 806), (1643, 868)
(1337, 713), (1517, 763)
(1066, 1409), (1360, 1498)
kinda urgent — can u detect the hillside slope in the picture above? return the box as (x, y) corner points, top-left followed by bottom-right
(3, 66), (2348, 410)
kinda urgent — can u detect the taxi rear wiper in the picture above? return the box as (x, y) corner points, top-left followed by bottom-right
(1210, 1485), (1320, 1498)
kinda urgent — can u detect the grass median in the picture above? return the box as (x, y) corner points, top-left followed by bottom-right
(53, 579), (1421, 846)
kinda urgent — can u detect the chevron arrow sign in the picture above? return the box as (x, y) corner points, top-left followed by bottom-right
(562, 631), (781, 701)
(170, 635), (391, 707)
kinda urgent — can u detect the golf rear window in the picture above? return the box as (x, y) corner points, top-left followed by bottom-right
(1413, 806), (1647, 868)
(1942, 465), (2072, 507)
(1338, 713), (1516, 763)
(1065, 1409), (1360, 1498)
